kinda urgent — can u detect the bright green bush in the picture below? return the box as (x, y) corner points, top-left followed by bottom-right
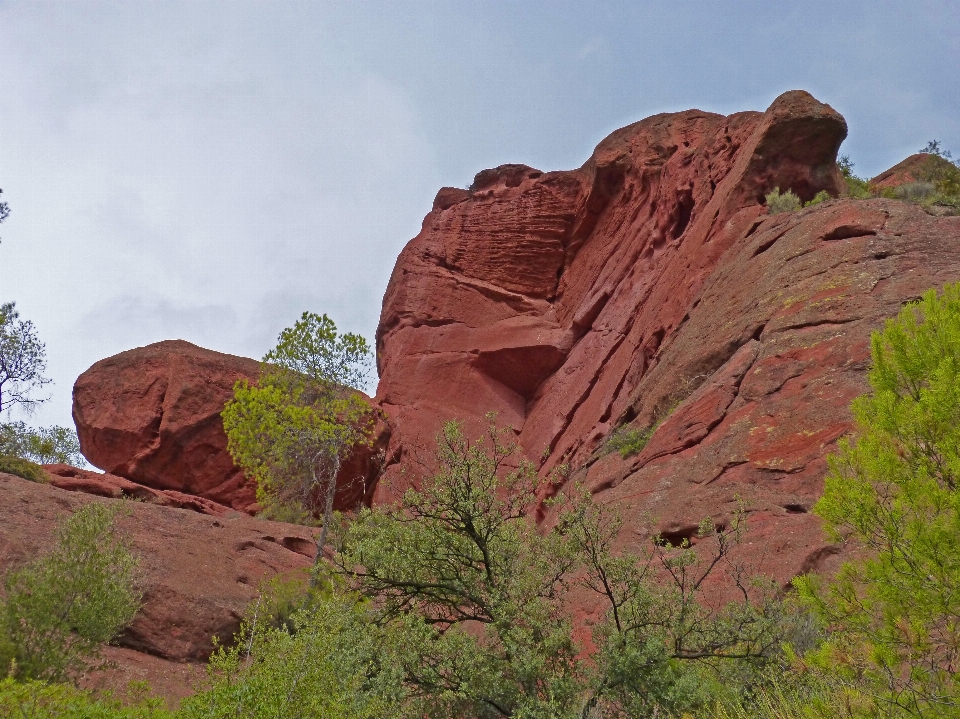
(796, 283), (960, 716)
(804, 190), (832, 207)
(0, 677), (172, 718)
(0, 503), (142, 682)
(0, 453), (48, 482)
(222, 312), (374, 559)
(765, 188), (802, 214)
(838, 155), (873, 199)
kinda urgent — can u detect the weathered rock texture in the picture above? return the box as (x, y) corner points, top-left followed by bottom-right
(0, 471), (316, 698)
(73, 340), (388, 513)
(43, 464), (233, 516)
(374, 89), (960, 583)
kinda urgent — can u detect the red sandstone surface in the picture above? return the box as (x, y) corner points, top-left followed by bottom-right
(374, 90), (960, 585)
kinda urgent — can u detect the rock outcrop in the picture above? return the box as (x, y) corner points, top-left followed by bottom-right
(374, 90), (960, 584)
(61, 89), (960, 597)
(73, 340), (388, 513)
(44, 464), (233, 516)
(0, 471), (317, 698)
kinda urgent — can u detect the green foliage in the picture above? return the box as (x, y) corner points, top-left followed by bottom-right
(912, 151), (960, 208)
(709, 677), (886, 719)
(264, 312), (372, 391)
(919, 139), (958, 165)
(0, 421), (84, 465)
(838, 155), (873, 199)
(891, 180), (936, 202)
(565, 496), (794, 717)
(179, 591), (404, 719)
(0, 302), (51, 414)
(0, 504), (142, 682)
(0, 453), (47, 482)
(330, 418), (790, 717)
(0, 677), (173, 719)
(605, 424), (654, 458)
(0, 188), (9, 239)
(804, 190), (832, 207)
(765, 188), (802, 214)
(222, 312), (375, 557)
(333, 418), (582, 718)
(795, 282), (960, 716)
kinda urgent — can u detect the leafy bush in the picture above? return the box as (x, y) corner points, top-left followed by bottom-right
(0, 503), (142, 682)
(838, 155), (873, 199)
(765, 188), (801, 214)
(0, 677), (172, 718)
(328, 418), (790, 718)
(0, 453), (47, 482)
(0, 421), (84, 465)
(179, 591), (404, 719)
(891, 181), (937, 202)
(804, 190), (832, 207)
(223, 312), (375, 558)
(795, 282), (960, 716)
(605, 424), (654, 458)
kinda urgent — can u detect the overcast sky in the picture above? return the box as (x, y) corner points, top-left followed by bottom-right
(1, 0), (958, 431)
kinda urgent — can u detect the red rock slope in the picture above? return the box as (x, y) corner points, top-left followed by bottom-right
(0, 471), (317, 702)
(374, 90), (960, 582)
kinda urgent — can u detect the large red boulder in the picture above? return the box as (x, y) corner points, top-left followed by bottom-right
(374, 89), (960, 587)
(73, 340), (388, 513)
(73, 341), (263, 511)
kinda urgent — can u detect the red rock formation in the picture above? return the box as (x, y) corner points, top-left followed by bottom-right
(869, 152), (956, 190)
(73, 340), (262, 511)
(374, 89), (960, 586)
(72, 340), (388, 513)
(43, 464), (233, 516)
(0, 470), (317, 699)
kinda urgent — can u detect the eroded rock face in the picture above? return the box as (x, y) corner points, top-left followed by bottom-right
(374, 89), (960, 585)
(73, 340), (388, 513)
(0, 472), (316, 694)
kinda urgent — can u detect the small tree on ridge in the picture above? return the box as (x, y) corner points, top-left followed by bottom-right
(222, 312), (375, 572)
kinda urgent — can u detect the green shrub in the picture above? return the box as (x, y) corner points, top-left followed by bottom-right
(605, 424), (654, 458)
(0, 503), (142, 682)
(796, 283), (960, 716)
(765, 188), (802, 214)
(0, 677), (172, 718)
(838, 155), (873, 199)
(179, 592), (404, 719)
(891, 181), (937, 202)
(0, 453), (48, 482)
(804, 190), (832, 207)
(710, 678), (886, 719)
